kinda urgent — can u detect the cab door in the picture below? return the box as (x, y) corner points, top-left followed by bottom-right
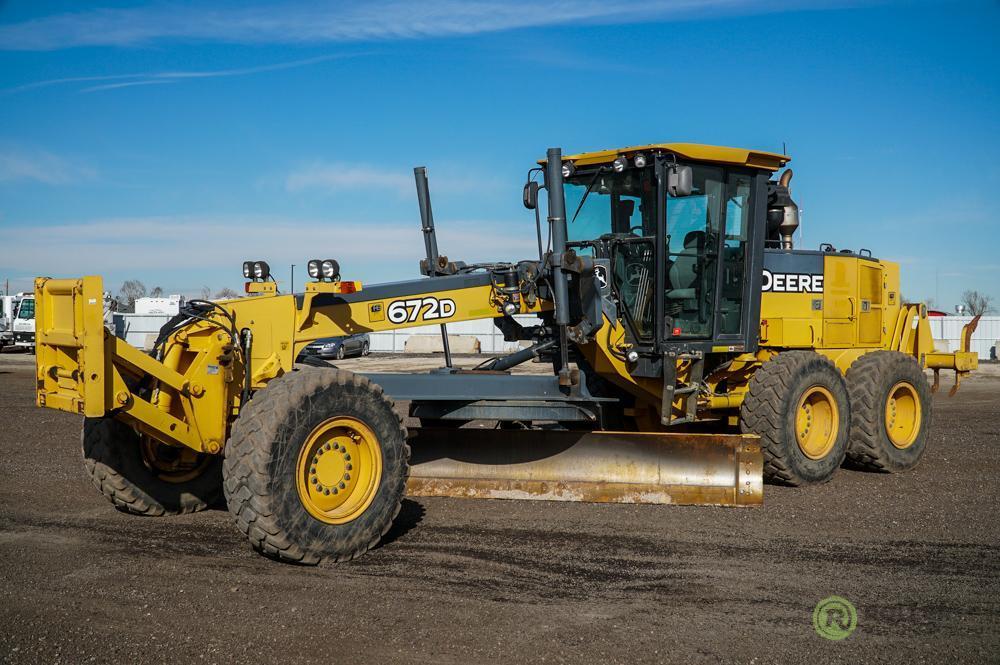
(661, 164), (725, 339)
(657, 163), (765, 352)
(715, 172), (756, 338)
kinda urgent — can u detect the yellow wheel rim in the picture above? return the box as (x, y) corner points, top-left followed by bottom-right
(795, 386), (838, 460)
(885, 381), (921, 449)
(140, 437), (213, 484)
(295, 417), (382, 525)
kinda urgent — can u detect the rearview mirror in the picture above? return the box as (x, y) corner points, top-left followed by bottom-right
(523, 181), (539, 210)
(667, 165), (693, 197)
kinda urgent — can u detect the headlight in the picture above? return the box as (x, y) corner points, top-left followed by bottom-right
(322, 342), (337, 349)
(633, 153), (647, 168)
(612, 156), (627, 173)
(561, 161), (575, 178)
(253, 260), (270, 280)
(242, 261), (253, 279)
(307, 259), (321, 279)
(320, 259), (340, 281)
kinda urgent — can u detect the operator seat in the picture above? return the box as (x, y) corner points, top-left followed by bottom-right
(667, 230), (704, 301)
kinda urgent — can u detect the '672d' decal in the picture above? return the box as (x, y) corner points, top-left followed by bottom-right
(386, 296), (457, 324)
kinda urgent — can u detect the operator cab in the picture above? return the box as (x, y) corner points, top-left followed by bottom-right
(553, 143), (788, 359)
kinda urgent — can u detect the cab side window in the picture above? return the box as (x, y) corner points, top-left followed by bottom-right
(719, 174), (753, 334)
(665, 166), (724, 337)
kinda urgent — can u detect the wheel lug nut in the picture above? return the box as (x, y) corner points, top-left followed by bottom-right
(339, 482), (346, 489)
(344, 473), (350, 481)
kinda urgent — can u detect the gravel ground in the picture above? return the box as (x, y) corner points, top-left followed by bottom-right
(1, 354), (998, 664)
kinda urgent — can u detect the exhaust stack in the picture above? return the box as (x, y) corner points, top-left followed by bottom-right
(776, 169), (800, 250)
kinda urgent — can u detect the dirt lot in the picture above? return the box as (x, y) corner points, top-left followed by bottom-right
(1, 353), (998, 664)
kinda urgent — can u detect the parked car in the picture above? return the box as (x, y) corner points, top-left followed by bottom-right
(299, 333), (371, 360)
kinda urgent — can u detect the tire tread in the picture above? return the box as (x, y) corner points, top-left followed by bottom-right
(222, 368), (409, 565)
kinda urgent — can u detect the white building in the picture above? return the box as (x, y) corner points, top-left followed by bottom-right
(928, 315), (1000, 360)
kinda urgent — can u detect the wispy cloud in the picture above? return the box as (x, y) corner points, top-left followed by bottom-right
(5, 53), (360, 94)
(0, 1), (875, 51)
(0, 147), (95, 184)
(82, 79), (177, 93)
(286, 163), (415, 196)
(2, 215), (537, 284)
(284, 161), (504, 197)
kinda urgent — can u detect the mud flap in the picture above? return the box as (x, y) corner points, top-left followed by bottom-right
(406, 429), (763, 507)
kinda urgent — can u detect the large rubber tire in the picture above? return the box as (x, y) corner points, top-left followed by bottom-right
(82, 417), (223, 516)
(223, 368), (409, 564)
(845, 351), (932, 473)
(740, 351), (851, 486)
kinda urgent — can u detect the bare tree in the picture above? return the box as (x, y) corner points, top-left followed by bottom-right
(961, 290), (994, 316)
(200, 285), (212, 300)
(149, 286), (164, 298)
(117, 279), (146, 313)
(214, 287), (240, 300)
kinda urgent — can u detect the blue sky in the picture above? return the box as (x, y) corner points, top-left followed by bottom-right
(0, 0), (997, 308)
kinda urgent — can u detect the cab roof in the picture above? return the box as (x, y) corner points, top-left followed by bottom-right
(542, 142), (790, 171)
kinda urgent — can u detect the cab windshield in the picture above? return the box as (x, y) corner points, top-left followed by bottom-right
(564, 169), (656, 242)
(564, 168), (658, 338)
(17, 299), (34, 319)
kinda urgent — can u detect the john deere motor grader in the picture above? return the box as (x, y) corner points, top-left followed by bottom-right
(34, 143), (979, 564)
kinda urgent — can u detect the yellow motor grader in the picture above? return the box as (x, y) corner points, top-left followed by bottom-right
(34, 143), (979, 564)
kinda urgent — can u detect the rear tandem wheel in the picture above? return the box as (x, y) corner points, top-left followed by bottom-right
(845, 351), (932, 472)
(740, 351), (851, 486)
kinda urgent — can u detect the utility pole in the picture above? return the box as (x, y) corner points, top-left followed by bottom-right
(290, 264), (296, 294)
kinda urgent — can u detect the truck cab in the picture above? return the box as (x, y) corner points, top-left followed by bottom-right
(13, 294), (35, 351)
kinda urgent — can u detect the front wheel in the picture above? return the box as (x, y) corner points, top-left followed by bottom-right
(82, 417), (223, 515)
(362, 341), (370, 357)
(223, 369), (409, 564)
(336, 345), (346, 360)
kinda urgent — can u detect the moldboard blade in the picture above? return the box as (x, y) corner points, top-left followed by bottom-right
(406, 429), (762, 506)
